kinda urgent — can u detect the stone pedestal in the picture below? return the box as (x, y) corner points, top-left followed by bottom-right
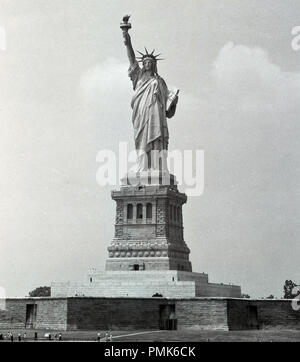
(106, 172), (192, 272)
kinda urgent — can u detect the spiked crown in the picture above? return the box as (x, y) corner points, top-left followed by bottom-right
(136, 48), (164, 63)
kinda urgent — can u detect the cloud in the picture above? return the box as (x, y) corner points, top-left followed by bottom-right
(212, 42), (300, 109)
(79, 57), (129, 104)
(205, 42), (300, 194)
(171, 42), (300, 157)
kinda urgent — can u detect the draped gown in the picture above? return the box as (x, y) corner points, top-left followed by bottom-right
(129, 61), (173, 171)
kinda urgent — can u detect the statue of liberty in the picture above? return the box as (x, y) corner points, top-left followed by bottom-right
(121, 16), (179, 172)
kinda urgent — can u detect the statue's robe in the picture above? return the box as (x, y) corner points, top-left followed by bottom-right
(129, 62), (172, 170)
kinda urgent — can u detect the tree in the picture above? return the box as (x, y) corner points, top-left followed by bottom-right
(283, 280), (299, 299)
(29, 286), (51, 297)
(241, 294), (250, 299)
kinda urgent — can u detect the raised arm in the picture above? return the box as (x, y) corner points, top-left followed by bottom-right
(120, 16), (136, 68)
(123, 31), (136, 68)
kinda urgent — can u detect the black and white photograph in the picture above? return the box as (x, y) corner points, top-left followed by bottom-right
(0, 0), (300, 348)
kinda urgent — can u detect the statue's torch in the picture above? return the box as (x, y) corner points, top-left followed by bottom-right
(120, 15), (132, 33)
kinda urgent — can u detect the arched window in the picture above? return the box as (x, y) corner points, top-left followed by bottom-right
(137, 204), (143, 219)
(146, 203), (153, 219)
(127, 204), (133, 220)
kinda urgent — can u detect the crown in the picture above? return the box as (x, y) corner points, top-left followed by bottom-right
(136, 48), (164, 63)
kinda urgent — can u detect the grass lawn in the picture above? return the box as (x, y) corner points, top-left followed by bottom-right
(0, 329), (300, 342)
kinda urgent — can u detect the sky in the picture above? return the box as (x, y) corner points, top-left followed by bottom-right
(0, 0), (299, 298)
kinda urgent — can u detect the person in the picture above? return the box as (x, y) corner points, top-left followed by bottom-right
(10, 333), (14, 342)
(34, 331), (38, 341)
(97, 332), (101, 342)
(122, 21), (179, 172)
(105, 331), (109, 342)
(58, 333), (62, 342)
(23, 332), (27, 341)
(109, 330), (113, 342)
(18, 334), (21, 342)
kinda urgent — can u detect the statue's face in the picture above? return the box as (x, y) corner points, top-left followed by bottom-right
(143, 58), (155, 72)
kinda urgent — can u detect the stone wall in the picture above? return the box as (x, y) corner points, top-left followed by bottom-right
(0, 299), (26, 329)
(251, 299), (300, 330)
(67, 297), (166, 331)
(1, 297), (300, 332)
(0, 298), (68, 331)
(176, 299), (229, 330)
(34, 299), (68, 330)
(227, 299), (300, 330)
